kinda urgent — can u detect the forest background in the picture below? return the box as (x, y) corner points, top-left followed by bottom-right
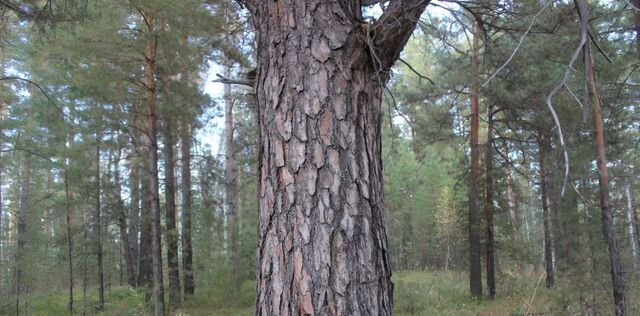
(0, 0), (638, 315)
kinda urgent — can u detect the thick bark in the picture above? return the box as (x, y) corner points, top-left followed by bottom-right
(163, 119), (181, 307)
(484, 104), (495, 299)
(581, 0), (626, 309)
(468, 19), (483, 298)
(16, 154), (30, 315)
(625, 181), (638, 270)
(249, 1), (429, 314)
(140, 10), (165, 315)
(538, 132), (554, 288)
(223, 65), (239, 288)
(181, 119), (195, 297)
(96, 133), (105, 309)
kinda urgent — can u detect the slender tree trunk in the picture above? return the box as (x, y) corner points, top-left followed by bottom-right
(181, 119), (195, 297)
(581, 1), (626, 309)
(584, 202), (598, 305)
(16, 154), (30, 316)
(632, 184), (640, 266)
(95, 132), (105, 309)
(223, 65), (239, 289)
(63, 140), (74, 312)
(129, 132), (140, 282)
(0, 141), (3, 293)
(249, 1), (429, 314)
(624, 181), (638, 270)
(468, 19), (483, 298)
(137, 151), (153, 288)
(484, 103), (496, 299)
(538, 132), (554, 288)
(503, 142), (524, 274)
(141, 10), (165, 315)
(633, 0), (640, 53)
(504, 144), (519, 240)
(114, 146), (136, 287)
(81, 209), (88, 316)
(46, 169), (54, 245)
(548, 176), (564, 271)
(163, 118), (181, 307)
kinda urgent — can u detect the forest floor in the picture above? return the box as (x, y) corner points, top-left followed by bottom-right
(24, 270), (638, 315)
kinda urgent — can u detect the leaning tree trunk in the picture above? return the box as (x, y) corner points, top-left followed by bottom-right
(537, 131), (554, 288)
(181, 118), (195, 297)
(247, 1), (429, 314)
(581, 0), (626, 310)
(468, 18), (483, 298)
(163, 118), (181, 308)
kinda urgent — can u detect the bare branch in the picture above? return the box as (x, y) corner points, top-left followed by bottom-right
(545, 6), (589, 198)
(0, 76), (75, 124)
(397, 58), (435, 85)
(213, 74), (253, 88)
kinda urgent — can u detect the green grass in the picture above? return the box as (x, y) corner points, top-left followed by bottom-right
(392, 270), (553, 315)
(18, 270), (639, 315)
(25, 287), (148, 316)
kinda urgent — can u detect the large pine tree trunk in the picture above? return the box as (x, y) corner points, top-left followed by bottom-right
(468, 19), (483, 298)
(247, 1), (429, 314)
(181, 119), (195, 297)
(163, 118), (181, 307)
(223, 65), (239, 289)
(537, 131), (554, 288)
(580, 0), (626, 309)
